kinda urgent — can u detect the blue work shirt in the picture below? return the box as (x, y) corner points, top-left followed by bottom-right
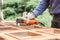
(33, 0), (60, 17)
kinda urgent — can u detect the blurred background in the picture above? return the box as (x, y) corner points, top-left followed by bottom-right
(2, 0), (52, 27)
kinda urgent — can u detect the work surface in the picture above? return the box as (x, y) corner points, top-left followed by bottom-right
(0, 22), (60, 40)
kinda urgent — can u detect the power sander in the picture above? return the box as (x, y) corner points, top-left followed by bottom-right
(16, 18), (39, 26)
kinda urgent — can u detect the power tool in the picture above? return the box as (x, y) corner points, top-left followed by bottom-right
(16, 18), (39, 26)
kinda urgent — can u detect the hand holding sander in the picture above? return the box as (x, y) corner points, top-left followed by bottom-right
(16, 13), (44, 26)
(16, 18), (39, 26)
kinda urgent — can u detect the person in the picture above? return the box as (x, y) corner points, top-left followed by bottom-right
(25, 0), (60, 28)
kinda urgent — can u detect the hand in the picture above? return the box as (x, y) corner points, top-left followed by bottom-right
(24, 12), (36, 24)
(25, 12), (35, 20)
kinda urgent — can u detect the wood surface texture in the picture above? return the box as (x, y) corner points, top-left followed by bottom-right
(0, 22), (60, 40)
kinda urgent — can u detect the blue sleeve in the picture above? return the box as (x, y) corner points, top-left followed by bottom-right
(33, 0), (50, 17)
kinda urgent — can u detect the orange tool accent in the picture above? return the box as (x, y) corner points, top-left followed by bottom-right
(24, 19), (39, 25)
(16, 18), (39, 25)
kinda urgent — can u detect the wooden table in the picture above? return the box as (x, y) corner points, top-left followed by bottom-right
(0, 22), (60, 40)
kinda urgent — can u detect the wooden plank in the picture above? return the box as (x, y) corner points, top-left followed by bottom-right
(0, 33), (19, 40)
(0, 22), (60, 40)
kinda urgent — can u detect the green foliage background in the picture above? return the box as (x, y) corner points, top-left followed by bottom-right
(2, 0), (52, 27)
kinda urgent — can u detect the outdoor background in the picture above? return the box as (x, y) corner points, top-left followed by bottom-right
(2, 0), (52, 27)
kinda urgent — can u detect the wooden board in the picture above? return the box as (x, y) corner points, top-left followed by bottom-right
(0, 22), (60, 40)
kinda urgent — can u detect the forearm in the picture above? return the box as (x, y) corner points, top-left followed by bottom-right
(33, 0), (49, 17)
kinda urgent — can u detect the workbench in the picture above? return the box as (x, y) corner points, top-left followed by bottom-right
(0, 21), (60, 40)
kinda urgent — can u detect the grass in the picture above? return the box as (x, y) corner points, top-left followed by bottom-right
(5, 13), (22, 21)
(37, 9), (52, 27)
